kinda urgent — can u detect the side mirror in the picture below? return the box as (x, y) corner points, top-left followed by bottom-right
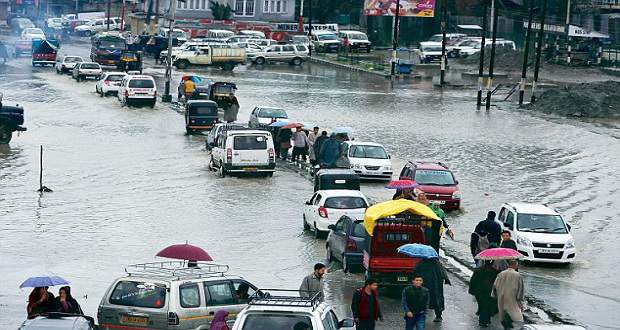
(338, 318), (355, 328)
(305, 201), (312, 205)
(327, 224), (336, 231)
(388, 155), (391, 159)
(455, 180), (459, 185)
(567, 223), (572, 231)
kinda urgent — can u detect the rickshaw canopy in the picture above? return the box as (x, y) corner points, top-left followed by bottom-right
(363, 199), (442, 236)
(186, 100), (218, 116)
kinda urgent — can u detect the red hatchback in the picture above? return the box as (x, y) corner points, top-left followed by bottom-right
(398, 161), (461, 210)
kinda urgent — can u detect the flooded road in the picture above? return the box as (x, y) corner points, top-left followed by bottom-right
(1, 41), (620, 329)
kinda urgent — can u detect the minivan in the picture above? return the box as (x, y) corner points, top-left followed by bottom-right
(209, 129), (276, 177)
(118, 75), (157, 108)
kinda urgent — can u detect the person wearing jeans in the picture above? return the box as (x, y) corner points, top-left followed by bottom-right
(402, 276), (429, 330)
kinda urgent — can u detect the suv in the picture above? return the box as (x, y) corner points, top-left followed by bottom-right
(117, 75), (157, 107)
(248, 44), (308, 66)
(98, 261), (259, 330)
(310, 31), (340, 53)
(337, 30), (371, 53)
(326, 215), (369, 273)
(398, 161), (461, 210)
(498, 203), (576, 264)
(19, 313), (95, 330)
(209, 129), (276, 177)
(72, 62), (102, 81)
(231, 289), (354, 330)
(55, 55), (83, 74)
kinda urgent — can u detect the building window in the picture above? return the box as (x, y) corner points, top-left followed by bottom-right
(235, 0), (255, 16)
(263, 0), (287, 13)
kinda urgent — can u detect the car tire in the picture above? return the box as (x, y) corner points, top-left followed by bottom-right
(175, 60), (189, 69)
(221, 62), (235, 71)
(56, 68), (61, 74)
(303, 215), (310, 230)
(291, 57), (303, 66)
(218, 162), (226, 178)
(208, 156), (215, 171)
(0, 124), (13, 144)
(255, 57), (266, 65)
(149, 100), (156, 108)
(326, 245), (333, 262)
(266, 171), (273, 177)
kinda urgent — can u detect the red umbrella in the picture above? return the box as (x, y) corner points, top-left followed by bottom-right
(475, 248), (522, 260)
(156, 243), (213, 261)
(281, 122), (303, 129)
(385, 179), (417, 189)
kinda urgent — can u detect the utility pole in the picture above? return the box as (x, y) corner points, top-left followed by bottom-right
(299, 0), (304, 32)
(106, 0), (111, 31)
(307, 0), (313, 56)
(439, 0), (448, 86)
(531, 0), (547, 103)
(162, 0), (177, 103)
(476, 0), (488, 107)
(75, 0), (78, 16)
(390, 0), (402, 77)
(489, 0), (495, 35)
(565, 0), (571, 65)
(518, 1), (534, 106)
(485, 3), (498, 110)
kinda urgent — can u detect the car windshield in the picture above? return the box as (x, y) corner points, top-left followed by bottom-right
(353, 222), (369, 237)
(414, 169), (455, 186)
(349, 33), (368, 40)
(324, 197), (367, 209)
(517, 214), (568, 233)
(190, 105), (218, 115)
(26, 28), (43, 34)
(422, 46), (442, 52)
(349, 145), (388, 159)
(318, 34), (337, 41)
(128, 79), (154, 88)
(109, 281), (167, 308)
(81, 63), (100, 69)
(242, 314), (313, 330)
(234, 135), (268, 150)
(65, 57), (82, 63)
(258, 108), (287, 118)
(106, 74), (125, 81)
(99, 40), (125, 49)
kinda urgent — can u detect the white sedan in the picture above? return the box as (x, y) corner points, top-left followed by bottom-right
(21, 28), (46, 40)
(342, 141), (393, 181)
(303, 190), (369, 238)
(96, 72), (127, 96)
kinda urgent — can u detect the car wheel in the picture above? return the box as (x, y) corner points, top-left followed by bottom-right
(0, 124), (13, 144)
(303, 215), (310, 230)
(291, 57), (303, 66)
(218, 162), (226, 178)
(175, 60), (189, 69)
(149, 100), (156, 108)
(208, 156), (215, 171)
(326, 245), (333, 262)
(56, 68), (60, 74)
(255, 57), (266, 65)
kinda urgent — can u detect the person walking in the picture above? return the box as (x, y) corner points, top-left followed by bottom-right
(292, 127), (309, 162)
(500, 230), (517, 251)
(313, 131), (328, 163)
(351, 279), (383, 330)
(475, 211), (502, 247)
(318, 133), (341, 168)
(0, 41), (8, 64)
(413, 259), (450, 322)
(209, 310), (230, 330)
(492, 260), (525, 329)
(299, 263), (326, 302)
(126, 33), (135, 51)
(308, 127), (319, 165)
(184, 78), (196, 101)
(277, 128), (293, 160)
(469, 261), (499, 327)
(223, 96), (239, 123)
(402, 275), (429, 330)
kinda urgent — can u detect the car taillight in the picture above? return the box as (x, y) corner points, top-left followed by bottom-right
(124, 90), (129, 97)
(167, 312), (179, 325)
(346, 238), (357, 251)
(226, 148), (232, 163)
(268, 148), (275, 162)
(318, 206), (328, 218)
(153, 90), (157, 96)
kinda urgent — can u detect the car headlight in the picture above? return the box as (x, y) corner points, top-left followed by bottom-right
(516, 236), (532, 247)
(351, 164), (362, 169)
(384, 165), (392, 171)
(452, 190), (461, 199)
(565, 239), (575, 249)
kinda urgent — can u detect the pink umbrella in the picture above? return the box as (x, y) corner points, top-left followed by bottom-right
(281, 122), (303, 129)
(385, 179), (417, 190)
(156, 243), (213, 261)
(475, 248), (522, 260)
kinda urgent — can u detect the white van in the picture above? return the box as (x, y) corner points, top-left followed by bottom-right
(499, 203), (576, 264)
(310, 30), (340, 53)
(337, 30), (371, 52)
(117, 75), (157, 108)
(209, 129), (276, 177)
(207, 29), (235, 40)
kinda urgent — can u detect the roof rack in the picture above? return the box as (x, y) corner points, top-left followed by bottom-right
(413, 160), (449, 169)
(125, 261), (229, 280)
(248, 289), (322, 311)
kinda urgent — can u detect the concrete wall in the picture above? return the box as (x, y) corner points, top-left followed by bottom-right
(170, 0), (294, 22)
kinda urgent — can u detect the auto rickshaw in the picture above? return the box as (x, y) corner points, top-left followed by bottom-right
(314, 169), (361, 192)
(209, 82), (237, 108)
(185, 100), (219, 134)
(118, 50), (143, 73)
(31, 39), (58, 67)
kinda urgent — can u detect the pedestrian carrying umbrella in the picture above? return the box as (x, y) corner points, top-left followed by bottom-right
(20, 275), (70, 289)
(385, 179), (417, 190)
(281, 122), (303, 129)
(156, 243), (213, 262)
(269, 121), (288, 127)
(397, 243), (439, 259)
(475, 248), (522, 261)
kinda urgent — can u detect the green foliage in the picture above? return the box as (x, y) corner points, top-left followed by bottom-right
(209, 0), (234, 20)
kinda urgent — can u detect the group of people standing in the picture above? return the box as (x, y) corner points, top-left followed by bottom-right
(274, 126), (351, 168)
(27, 286), (83, 319)
(469, 211), (525, 329)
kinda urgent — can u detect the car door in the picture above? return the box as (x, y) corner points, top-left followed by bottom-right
(177, 282), (203, 329)
(305, 192), (319, 223)
(281, 45), (295, 61)
(331, 217), (348, 259)
(307, 193), (322, 227)
(203, 281), (239, 325)
(505, 209), (516, 234)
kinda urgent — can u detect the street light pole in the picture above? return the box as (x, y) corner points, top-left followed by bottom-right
(299, 0), (304, 33)
(439, 0), (448, 86)
(106, 0), (111, 31)
(307, 0), (313, 56)
(476, 0), (488, 107)
(162, 0), (177, 103)
(390, 0), (401, 77)
(565, 0), (572, 65)
(531, 0), (547, 103)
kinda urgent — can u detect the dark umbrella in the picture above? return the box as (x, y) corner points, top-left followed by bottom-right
(156, 243), (213, 261)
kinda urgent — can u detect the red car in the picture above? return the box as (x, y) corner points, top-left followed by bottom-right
(14, 40), (32, 57)
(398, 161), (461, 210)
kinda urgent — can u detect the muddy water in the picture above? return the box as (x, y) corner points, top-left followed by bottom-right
(1, 42), (619, 329)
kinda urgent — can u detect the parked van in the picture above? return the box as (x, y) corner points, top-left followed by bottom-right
(337, 30), (371, 52)
(310, 30), (340, 53)
(98, 261), (259, 330)
(117, 75), (157, 107)
(209, 129), (276, 177)
(206, 29), (235, 40)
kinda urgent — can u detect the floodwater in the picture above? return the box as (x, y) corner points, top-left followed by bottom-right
(1, 41), (620, 329)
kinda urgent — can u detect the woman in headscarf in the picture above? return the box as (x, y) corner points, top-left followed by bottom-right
(209, 310), (230, 330)
(55, 286), (83, 314)
(27, 287), (55, 318)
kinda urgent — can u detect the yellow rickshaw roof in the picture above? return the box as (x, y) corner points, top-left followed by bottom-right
(363, 199), (442, 236)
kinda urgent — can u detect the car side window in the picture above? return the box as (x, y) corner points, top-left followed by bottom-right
(282, 45), (295, 52)
(204, 282), (234, 306)
(232, 280), (257, 304)
(505, 211), (515, 229)
(334, 219), (345, 232)
(498, 208), (507, 222)
(314, 194), (322, 206)
(321, 310), (339, 330)
(179, 283), (201, 308)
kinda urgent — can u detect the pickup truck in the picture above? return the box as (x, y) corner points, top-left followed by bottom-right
(173, 46), (246, 71)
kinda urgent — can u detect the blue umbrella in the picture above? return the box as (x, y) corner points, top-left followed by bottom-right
(397, 243), (439, 259)
(269, 121), (288, 127)
(333, 126), (354, 135)
(19, 275), (70, 289)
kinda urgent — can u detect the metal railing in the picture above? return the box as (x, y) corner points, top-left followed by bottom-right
(249, 289), (322, 311)
(125, 261), (229, 280)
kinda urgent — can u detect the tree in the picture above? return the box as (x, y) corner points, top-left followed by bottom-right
(209, 0), (234, 20)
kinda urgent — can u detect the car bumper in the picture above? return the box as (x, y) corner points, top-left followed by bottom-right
(315, 217), (338, 232)
(352, 169), (392, 180)
(224, 163), (276, 173)
(187, 125), (214, 130)
(127, 95), (156, 100)
(427, 199), (460, 210)
(343, 252), (364, 266)
(366, 271), (414, 286)
(518, 247), (576, 263)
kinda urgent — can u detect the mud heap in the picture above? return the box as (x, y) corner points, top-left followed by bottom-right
(528, 81), (620, 118)
(458, 49), (534, 71)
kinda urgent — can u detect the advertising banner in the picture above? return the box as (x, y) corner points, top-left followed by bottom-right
(363, 0), (436, 17)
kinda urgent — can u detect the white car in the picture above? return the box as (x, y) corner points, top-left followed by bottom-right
(303, 190), (369, 237)
(310, 30), (340, 53)
(341, 141), (392, 181)
(46, 17), (64, 29)
(239, 30), (266, 39)
(117, 75), (157, 107)
(246, 38), (277, 48)
(75, 17), (120, 35)
(499, 203), (576, 264)
(96, 72), (127, 96)
(419, 41), (443, 63)
(248, 106), (289, 128)
(233, 42), (263, 54)
(55, 55), (83, 74)
(232, 289), (354, 330)
(19, 314), (95, 330)
(338, 30), (371, 52)
(21, 28), (46, 40)
(72, 62), (102, 81)
(248, 44), (308, 66)
(209, 129), (276, 177)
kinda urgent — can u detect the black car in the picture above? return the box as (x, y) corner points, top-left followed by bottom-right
(314, 169), (360, 192)
(326, 215), (369, 273)
(0, 93), (27, 144)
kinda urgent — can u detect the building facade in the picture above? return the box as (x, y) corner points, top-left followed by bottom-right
(173, 0), (294, 22)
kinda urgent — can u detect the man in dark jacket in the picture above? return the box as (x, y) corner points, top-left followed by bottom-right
(318, 133), (341, 168)
(351, 279), (383, 330)
(500, 230), (517, 251)
(475, 211), (502, 247)
(313, 130), (328, 158)
(469, 261), (499, 327)
(413, 259), (451, 322)
(402, 275), (430, 330)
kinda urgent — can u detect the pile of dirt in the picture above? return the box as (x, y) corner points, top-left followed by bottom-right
(458, 49), (536, 71)
(528, 81), (620, 118)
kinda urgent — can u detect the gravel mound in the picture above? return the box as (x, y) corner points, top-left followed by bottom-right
(458, 49), (535, 71)
(528, 81), (620, 118)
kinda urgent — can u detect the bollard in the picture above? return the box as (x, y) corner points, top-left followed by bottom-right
(37, 145), (53, 193)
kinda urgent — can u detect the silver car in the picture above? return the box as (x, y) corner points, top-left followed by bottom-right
(248, 44), (309, 66)
(19, 313), (95, 330)
(72, 62), (102, 81)
(97, 261), (258, 330)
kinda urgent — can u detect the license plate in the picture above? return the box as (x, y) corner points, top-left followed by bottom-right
(538, 249), (559, 254)
(397, 276), (408, 282)
(430, 200), (446, 204)
(243, 167), (257, 172)
(121, 315), (148, 326)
